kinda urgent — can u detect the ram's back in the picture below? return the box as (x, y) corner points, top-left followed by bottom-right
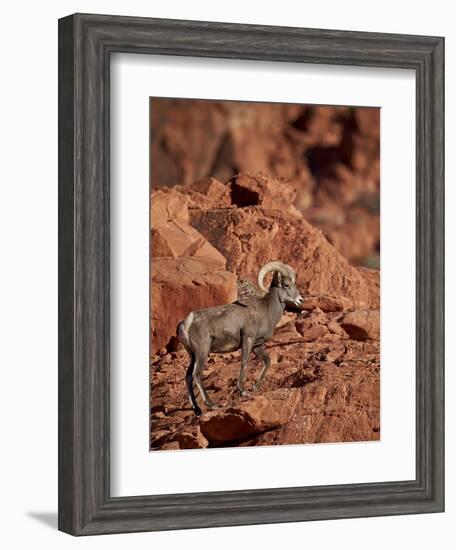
(178, 300), (262, 353)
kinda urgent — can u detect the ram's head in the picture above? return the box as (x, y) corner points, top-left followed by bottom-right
(258, 261), (303, 309)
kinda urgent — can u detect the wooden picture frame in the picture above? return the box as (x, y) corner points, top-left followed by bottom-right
(58, 13), (444, 535)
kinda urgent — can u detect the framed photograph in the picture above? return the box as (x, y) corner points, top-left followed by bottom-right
(58, 13), (444, 535)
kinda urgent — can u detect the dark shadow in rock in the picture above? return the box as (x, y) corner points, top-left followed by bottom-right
(230, 181), (260, 207)
(285, 368), (322, 388)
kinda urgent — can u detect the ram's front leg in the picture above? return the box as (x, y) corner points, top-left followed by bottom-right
(252, 345), (271, 393)
(237, 335), (254, 397)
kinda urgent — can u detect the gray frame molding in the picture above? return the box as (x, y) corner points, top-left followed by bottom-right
(58, 13), (444, 536)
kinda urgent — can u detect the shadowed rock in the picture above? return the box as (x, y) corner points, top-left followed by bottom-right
(341, 310), (380, 341)
(199, 389), (300, 442)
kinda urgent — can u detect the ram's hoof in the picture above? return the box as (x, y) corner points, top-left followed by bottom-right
(194, 406), (202, 416)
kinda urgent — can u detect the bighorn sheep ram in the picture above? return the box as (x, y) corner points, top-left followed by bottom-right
(177, 261), (303, 416)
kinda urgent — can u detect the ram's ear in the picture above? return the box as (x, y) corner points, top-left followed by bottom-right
(276, 271), (283, 287)
(270, 271), (282, 288)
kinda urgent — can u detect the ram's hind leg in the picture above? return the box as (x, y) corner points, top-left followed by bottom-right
(237, 336), (254, 397)
(184, 350), (202, 416)
(193, 347), (218, 411)
(252, 345), (271, 394)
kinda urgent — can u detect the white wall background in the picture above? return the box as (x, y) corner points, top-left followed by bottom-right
(0, 1), (452, 548)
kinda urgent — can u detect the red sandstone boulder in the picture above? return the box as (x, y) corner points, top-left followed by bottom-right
(177, 426), (209, 449)
(151, 219), (226, 267)
(273, 320), (302, 341)
(341, 309), (380, 341)
(151, 189), (189, 228)
(299, 324), (330, 341)
(151, 257), (237, 354)
(326, 319), (348, 338)
(199, 389), (300, 442)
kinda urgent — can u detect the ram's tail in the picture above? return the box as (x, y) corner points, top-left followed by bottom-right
(177, 312), (193, 349)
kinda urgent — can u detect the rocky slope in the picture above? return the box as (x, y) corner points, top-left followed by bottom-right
(150, 173), (380, 450)
(150, 309), (380, 450)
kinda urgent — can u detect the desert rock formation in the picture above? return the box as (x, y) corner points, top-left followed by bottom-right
(150, 172), (380, 449)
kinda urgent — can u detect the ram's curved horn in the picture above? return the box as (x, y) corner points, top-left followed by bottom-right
(257, 261), (296, 292)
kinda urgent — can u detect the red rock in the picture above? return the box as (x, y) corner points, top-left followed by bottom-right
(150, 99), (228, 187)
(189, 206), (371, 308)
(293, 105), (348, 149)
(317, 164), (367, 206)
(323, 209), (380, 263)
(223, 102), (300, 178)
(159, 441), (180, 451)
(151, 189), (189, 228)
(358, 267), (380, 309)
(177, 426), (209, 449)
(298, 324), (330, 341)
(326, 319), (348, 338)
(276, 311), (298, 328)
(254, 373), (380, 445)
(181, 177), (231, 209)
(199, 389), (300, 442)
(150, 429), (170, 448)
(355, 108), (381, 140)
(150, 335), (380, 449)
(343, 340), (379, 363)
(350, 135), (379, 176)
(228, 172), (297, 214)
(274, 320), (301, 340)
(273, 330), (302, 345)
(341, 310), (380, 341)
(151, 219), (227, 267)
(302, 294), (352, 312)
(151, 257), (237, 354)
(324, 343), (346, 363)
